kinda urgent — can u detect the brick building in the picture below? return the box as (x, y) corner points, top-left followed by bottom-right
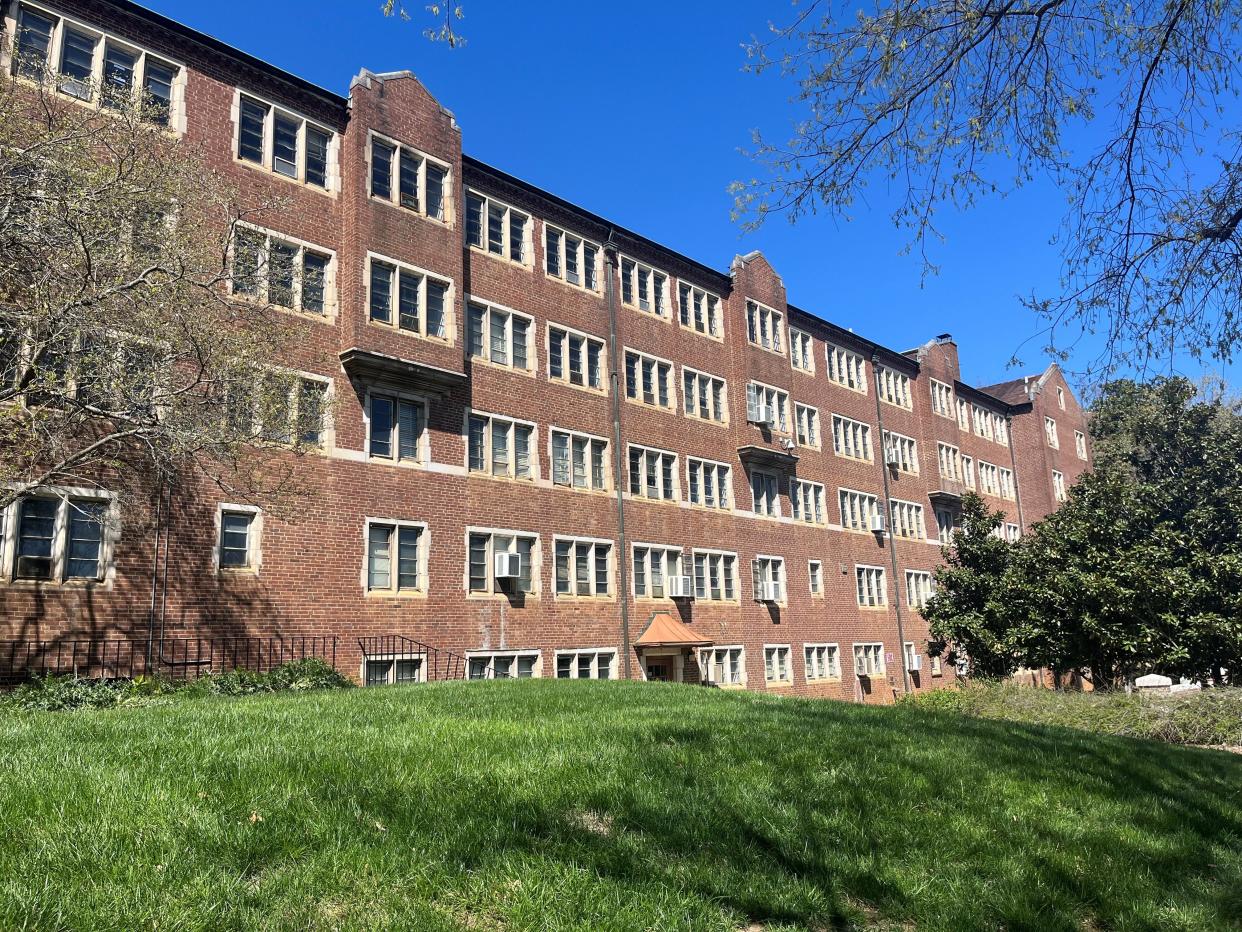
(0, 0), (1092, 699)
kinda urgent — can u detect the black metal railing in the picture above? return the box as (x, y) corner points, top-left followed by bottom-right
(357, 634), (481, 683)
(0, 636), (337, 687)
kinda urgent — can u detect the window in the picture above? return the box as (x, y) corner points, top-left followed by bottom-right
(746, 300), (784, 353)
(832, 414), (873, 461)
(856, 565), (887, 607)
(370, 136), (448, 222)
(972, 405), (996, 441)
(791, 479), (825, 524)
(367, 392), (425, 463)
(1045, 416), (1059, 448)
(556, 650), (615, 680)
(692, 549), (738, 601)
(752, 556), (785, 603)
(620, 258), (669, 317)
(961, 454), (975, 488)
(956, 398), (970, 430)
(548, 325), (605, 392)
(682, 368), (727, 424)
(699, 646), (744, 685)
(365, 520), (426, 594)
(551, 428), (608, 492)
(750, 469), (781, 517)
(995, 415), (1010, 446)
(226, 371), (328, 449)
(629, 445), (677, 501)
(633, 544), (683, 599)
(978, 461), (1000, 496)
(889, 499), (926, 540)
(876, 366), (912, 408)
(808, 560), (823, 596)
(930, 379), (955, 418)
(236, 93), (332, 188)
(826, 344), (866, 392)
(935, 507), (956, 540)
(1053, 470), (1066, 503)
(367, 255), (451, 340)
(1075, 430), (1087, 460)
(839, 488), (879, 531)
(218, 505), (259, 571)
(789, 328), (815, 373)
(905, 570), (934, 608)
(231, 227), (334, 316)
(1057, 386), (1066, 409)
(545, 224), (599, 291)
(687, 458), (732, 510)
(937, 442), (961, 482)
(467, 300), (533, 371)
(3, 492), (112, 582)
(904, 642), (921, 674)
(882, 430), (919, 474)
(363, 655), (425, 686)
(678, 283), (721, 337)
(468, 651), (539, 679)
(746, 381), (789, 431)
(1005, 523), (1021, 542)
(468, 412), (535, 480)
(466, 191), (529, 263)
(795, 403), (820, 448)
(624, 349), (674, 410)
(467, 530), (537, 595)
(12, 6), (181, 127)
(764, 645), (792, 683)
(805, 643), (839, 680)
(554, 537), (612, 597)
(854, 643), (885, 676)
(999, 467), (1016, 500)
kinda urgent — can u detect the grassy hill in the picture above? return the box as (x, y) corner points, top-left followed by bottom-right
(1, 680), (1238, 931)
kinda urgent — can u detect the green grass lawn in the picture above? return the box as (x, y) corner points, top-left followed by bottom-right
(1, 681), (1239, 931)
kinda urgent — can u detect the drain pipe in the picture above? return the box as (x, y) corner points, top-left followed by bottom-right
(604, 234), (632, 678)
(1005, 413), (1026, 530)
(144, 480), (166, 673)
(871, 355), (911, 695)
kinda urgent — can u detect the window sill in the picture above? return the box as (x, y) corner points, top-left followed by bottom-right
(627, 494), (682, 508)
(466, 591), (540, 602)
(551, 483), (612, 497)
(230, 292), (337, 326)
(1, 577), (109, 590)
(833, 452), (875, 465)
(624, 396), (677, 415)
(372, 194), (454, 230)
(233, 156), (336, 197)
(622, 302), (671, 322)
(880, 400), (913, 412)
(12, 74), (185, 137)
(468, 242), (531, 269)
(553, 594), (616, 603)
(366, 455), (429, 471)
(858, 605), (890, 612)
(807, 676), (843, 684)
(467, 471), (539, 486)
(217, 567), (260, 578)
(678, 323), (724, 343)
(364, 589), (427, 600)
(746, 342), (786, 358)
(791, 367), (817, 377)
(544, 272), (603, 297)
(765, 679), (795, 689)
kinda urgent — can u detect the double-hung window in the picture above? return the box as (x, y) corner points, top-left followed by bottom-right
(4, 492), (112, 582)
(832, 414), (873, 461)
(692, 550), (737, 601)
(1044, 416), (1059, 448)
(1005, 523), (1021, 542)
(978, 461), (1000, 496)
(839, 488), (879, 531)
(882, 430), (919, 474)
(746, 300), (784, 353)
(468, 530), (536, 595)
(956, 398), (970, 430)
(1053, 470), (1066, 502)
(789, 328), (814, 373)
(930, 379), (954, 417)
(764, 645), (792, 683)
(544, 225), (599, 290)
(628, 445), (677, 501)
(1075, 430), (1087, 460)
(999, 467), (1015, 500)
(876, 367), (912, 408)
(746, 381), (789, 432)
(972, 405), (996, 441)
(231, 226), (334, 316)
(548, 324), (605, 391)
(217, 505), (260, 572)
(687, 458), (731, 509)
(856, 565), (887, 607)
(236, 93), (332, 188)
(554, 537), (612, 597)
(367, 392), (426, 463)
(556, 650), (615, 679)
(889, 499), (926, 540)
(367, 255), (451, 340)
(624, 349), (674, 409)
(826, 344), (866, 392)
(468, 412), (535, 480)
(682, 367), (727, 424)
(467, 300), (533, 371)
(935, 507), (956, 540)
(620, 258), (668, 317)
(937, 442), (961, 481)
(633, 544), (683, 599)
(699, 646), (744, 685)
(854, 643), (885, 676)
(466, 191), (529, 263)
(371, 136), (448, 221)
(994, 415), (1009, 446)
(551, 428), (607, 491)
(678, 283), (721, 337)
(752, 556), (785, 603)
(808, 560), (824, 595)
(750, 469), (780, 517)
(365, 520), (426, 594)
(795, 403), (819, 448)
(905, 570), (934, 608)
(961, 455), (975, 488)
(805, 644), (839, 680)
(791, 479), (825, 524)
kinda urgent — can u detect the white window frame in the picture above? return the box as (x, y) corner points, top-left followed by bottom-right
(839, 487), (880, 531)
(369, 131), (451, 224)
(466, 650), (542, 680)
(746, 380), (790, 432)
(619, 255), (670, 318)
(365, 386), (428, 465)
(677, 281), (722, 339)
(365, 251), (454, 342)
(686, 457), (732, 510)
(543, 223), (600, 292)
(930, 379), (955, 418)
(362, 518), (429, 596)
(853, 642), (886, 677)
(808, 559), (823, 596)
(804, 642), (840, 681)
(1075, 430), (1087, 460)
(549, 426), (609, 493)
(229, 222), (337, 319)
(627, 443), (679, 502)
(553, 534), (614, 599)
(554, 648), (617, 680)
(978, 461), (1001, 497)
(691, 548), (739, 602)
(746, 300), (785, 355)
(699, 645), (746, 686)
(752, 555), (786, 604)
(832, 414), (874, 462)
(905, 569), (934, 609)
(1045, 416), (1060, 448)
(632, 542), (684, 600)
(795, 402), (820, 449)
(232, 88), (336, 190)
(467, 296), (535, 373)
(999, 467), (1016, 501)
(855, 564), (887, 607)
(465, 189), (529, 263)
(882, 430), (920, 474)
(763, 644), (793, 684)
(0, 486), (117, 585)
(465, 527), (539, 597)
(876, 366), (912, 409)
(791, 478), (826, 525)
(623, 347), (676, 411)
(215, 502), (262, 575)
(889, 499), (926, 540)
(682, 366), (728, 425)
(466, 409), (538, 481)
(749, 468), (781, 518)
(547, 322), (606, 393)
(825, 343), (867, 393)
(1053, 470), (1066, 502)
(789, 327), (815, 374)
(937, 442), (961, 482)
(362, 652), (429, 686)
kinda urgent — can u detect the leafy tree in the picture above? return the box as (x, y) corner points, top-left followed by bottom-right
(0, 57), (321, 514)
(923, 493), (1018, 678)
(737, 0), (1242, 377)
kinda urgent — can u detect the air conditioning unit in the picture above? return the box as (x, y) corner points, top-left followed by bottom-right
(854, 658), (869, 677)
(15, 556), (52, 580)
(758, 581), (783, 603)
(869, 514), (887, 534)
(885, 448), (901, 467)
(909, 654), (923, 672)
(749, 402), (770, 425)
(493, 551), (521, 580)
(668, 575), (694, 599)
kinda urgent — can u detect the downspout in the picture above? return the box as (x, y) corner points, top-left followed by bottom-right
(871, 355), (911, 695)
(1005, 413), (1026, 530)
(603, 235), (632, 678)
(144, 480), (166, 673)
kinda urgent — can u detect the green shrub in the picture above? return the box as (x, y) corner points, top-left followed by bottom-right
(189, 658), (353, 697)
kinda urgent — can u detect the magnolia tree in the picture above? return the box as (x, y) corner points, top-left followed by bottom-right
(0, 59), (323, 517)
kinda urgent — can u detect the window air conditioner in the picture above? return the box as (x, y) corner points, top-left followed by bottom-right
(749, 402), (770, 425)
(869, 514), (887, 533)
(493, 551), (521, 580)
(909, 654), (923, 672)
(668, 575), (694, 599)
(759, 581), (782, 603)
(885, 447), (901, 467)
(854, 658), (869, 677)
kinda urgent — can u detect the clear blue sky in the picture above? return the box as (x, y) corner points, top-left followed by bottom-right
(149, 0), (1237, 393)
